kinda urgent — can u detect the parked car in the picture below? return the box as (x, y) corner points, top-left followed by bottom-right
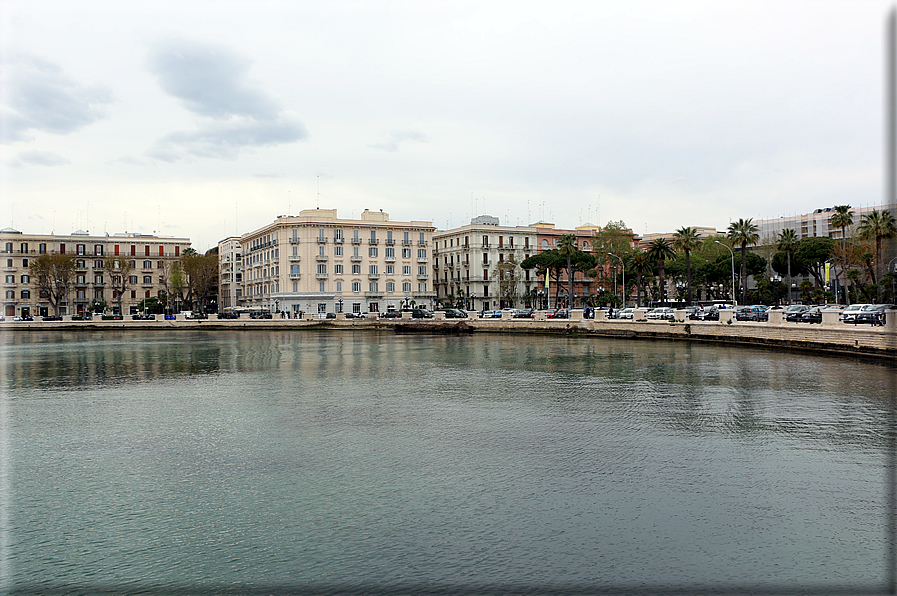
(380, 310), (403, 318)
(618, 307), (635, 320)
(512, 308), (535, 319)
(646, 307), (674, 320)
(443, 308), (469, 319)
(544, 309), (558, 319)
(736, 305), (768, 322)
(42, 315), (63, 321)
(249, 311), (272, 319)
(854, 304), (893, 326)
(479, 310), (501, 319)
(217, 312), (240, 319)
(71, 314), (93, 321)
(411, 308), (434, 319)
(131, 313), (156, 320)
(784, 304), (809, 322)
(553, 309), (571, 319)
(798, 307), (823, 324)
(841, 303), (872, 324)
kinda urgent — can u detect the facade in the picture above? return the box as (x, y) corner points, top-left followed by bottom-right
(432, 216), (539, 311)
(756, 205), (896, 243)
(236, 208), (435, 315)
(217, 237), (243, 311)
(1, 228), (191, 317)
(637, 226), (719, 249)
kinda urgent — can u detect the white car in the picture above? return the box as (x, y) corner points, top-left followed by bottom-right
(646, 307), (675, 320)
(618, 308), (634, 319)
(841, 303), (872, 323)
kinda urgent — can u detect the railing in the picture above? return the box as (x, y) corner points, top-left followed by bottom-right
(351, 238), (361, 245)
(289, 273), (301, 279)
(316, 273), (329, 279)
(334, 237), (343, 244)
(350, 256), (363, 262)
(290, 238), (300, 244)
(317, 237), (328, 244)
(316, 255), (328, 261)
(368, 239), (379, 245)
(386, 239), (395, 245)
(288, 255), (301, 262)
(368, 274), (381, 280)
(385, 256), (396, 262)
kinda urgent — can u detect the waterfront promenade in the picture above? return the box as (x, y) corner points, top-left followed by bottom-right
(4, 309), (896, 361)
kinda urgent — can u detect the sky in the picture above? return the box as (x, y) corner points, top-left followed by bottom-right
(1, 1), (894, 251)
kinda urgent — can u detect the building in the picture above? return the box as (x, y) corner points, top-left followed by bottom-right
(217, 236), (243, 311)
(235, 208), (435, 315)
(755, 205), (893, 242)
(432, 216), (539, 311)
(1, 228), (191, 317)
(637, 226), (719, 249)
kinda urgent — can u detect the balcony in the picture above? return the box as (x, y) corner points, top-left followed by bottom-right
(385, 256), (396, 262)
(350, 255), (363, 262)
(412, 291), (437, 298)
(385, 239), (395, 245)
(289, 273), (302, 280)
(316, 255), (328, 262)
(288, 255), (301, 262)
(368, 273), (380, 280)
(418, 241), (427, 247)
(364, 291), (384, 298)
(417, 274), (428, 280)
(368, 239), (379, 245)
(289, 237), (300, 244)
(417, 257), (428, 263)
(317, 237), (328, 244)
(316, 273), (329, 280)
(351, 238), (361, 245)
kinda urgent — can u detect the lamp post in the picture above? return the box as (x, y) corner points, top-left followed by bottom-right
(770, 274), (781, 306)
(607, 252), (624, 307)
(714, 241), (737, 306)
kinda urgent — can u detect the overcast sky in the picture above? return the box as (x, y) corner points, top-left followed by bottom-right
(1, 1), (893, 250)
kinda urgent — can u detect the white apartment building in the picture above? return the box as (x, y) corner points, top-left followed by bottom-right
(755, 205), (891, 242)
(236, 208), (435, 315)
(1, 227), (191, 317)
(217, 236), (243, 310)
(432, 216), (539, 311)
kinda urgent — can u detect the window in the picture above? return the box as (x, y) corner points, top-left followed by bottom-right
(143, 260), (152, 269)
(524, 237), (529, 248)
(20, 243), (28, 253)
(542, 239), (549, 249)
(403, 231), (410, 244)
(319, 282), (325, 292)
(353, 229), (359, 241)
(336, 281), (342, 292)
(403, 282), (411, 292)
(317, 264), (327, 274)
(386, 282), (395, 293)
(369, 282), (378, 292)
(145, 246), (150, 256)
(353, 302), (361, 313)
(20, 274), (29, 283)
(76, 290), (86, 300)
(59, 244), (65, 254)
(96, 260), (104, 269)
(334, 264), (343, 274)
(129, 275), (138, 284)
(369, 265), (378, 275)
(76, 260), (86, 269)
(39, 243), (46, 254)
(157, 261), (164, 269)
(143, 276), (152, 284)
(95, 275), (103, 284)
(386, 265), (394, 274)
(131, 290), (136, 299)
(5, 290), (13, 299)
(402, 248), (411, 258)
(334, 246), (343, 256)
(5, 259), (10, 267)
(95, 289), (103, 300)
(130, 245), (136, 256)
(318, 246), (325, 256)
(175, 246), (179, 256)
(292, 282), (298, 292)
(159, 246), (164, 256)
(290, 264), (300, 275)
(5, 242), (13, 253)
(403, 265), (411, 275)
(352, 264), (361, 274)
(420, 232), (425, 244)
(353, 246), (359, 257)
(77, 244), (86, 255)
(335, 229), (343, 241)
(386, 247), (395, 259)
(369, 247), (378, 257)
(418, 282), (427, 292)
(21, 289), (30, 299)
(417, 248), (426, 258)
(352, 282), (361, 293)
(370, 230), (377, 242)
(318, 228), (326, 241)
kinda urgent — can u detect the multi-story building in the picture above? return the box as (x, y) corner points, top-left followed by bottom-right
(756, 205), (893, 242)
(637, 226), (719, 249)
(217, 237), (243, 311)
(236, 208), (435, 315)
(432, 215), (539, 311)
(1, 227), (191, 317)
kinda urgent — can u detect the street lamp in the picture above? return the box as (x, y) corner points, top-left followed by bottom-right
(607, 253), (624, 307)
(770, 274), (781, 306)
(714, 241), (737, 306)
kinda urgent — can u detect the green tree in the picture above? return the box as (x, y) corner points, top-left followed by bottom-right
(181, 251), (218, 314)
(673, 227), (701, 305)
(521, 250), (566, 308)
(29, 253), (76, 316)
(646, 238), (676, 304)
(726, 218), (760, 305)
(792, 236), (835, 290)
(496, 254), (521, 308)
(775, 228), (799, 304)
(103, 256), (134, 315)
(557, 234), (577, 308)
(629, 250), (652, 307)
(857, 209), (897, 286)
(829, 205), (854, 248)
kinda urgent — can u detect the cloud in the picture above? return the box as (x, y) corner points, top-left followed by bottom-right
(0, 54), (113, 144)
(13, 150), (71, 167)
(146, 39), (307, 161)
(370, 131), (429, 152)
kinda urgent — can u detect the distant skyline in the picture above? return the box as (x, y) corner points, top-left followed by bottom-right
(1, 1), (893, 250)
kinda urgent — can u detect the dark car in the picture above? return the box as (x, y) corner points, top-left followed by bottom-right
(736, 306), (768, 322)
(411, 308), (434, 319)
(443, 308), (468, 319)
(784, 304), (809, 322)
(218, 312), (240, 319)
(854, 304), (893, 326)
(553, 309), (571, 319)
(798, 307), (823, 324)
(249, 311), (272, 319)
(132, 313), (156, 320)
(42, 315), (63, 321)
(512, 309), (534, 319)
(380, 310), (403, 318)
(71, 314), (93, 321)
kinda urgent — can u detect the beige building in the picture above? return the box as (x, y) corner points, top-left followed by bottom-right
(235, 208), (435, 315)
(1, 227), (191, 317)
(637, 226), (719, 249)
(432, 215), (539, 311)
(217, 236), (243, 311)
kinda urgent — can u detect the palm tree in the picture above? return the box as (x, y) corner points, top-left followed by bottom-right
(727, 218), (760, 305)
(630, 250), (652, 307)
(829, 205), (853, 248)
(673, 227), (701, 306)
(776, 228), (799, 304)
(557, 234), (577, 308)
(646, 238), (676, 304)
(857, 209), (897, 287)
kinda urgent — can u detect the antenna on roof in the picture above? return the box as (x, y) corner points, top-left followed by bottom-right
(317, 176), (320, 209)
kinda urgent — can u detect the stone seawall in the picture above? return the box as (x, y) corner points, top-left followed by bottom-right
(3, 318), (895, 361)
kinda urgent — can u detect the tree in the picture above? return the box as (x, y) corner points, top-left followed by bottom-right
(791, 236), (835, 290)
(646, 238), (676, 304)
(521, 250), (566, 308)
(29, 253), (76, 316)
(181, 252), (218, 314)
(496, 255), (521, 308)
(673, 227), (701, 305)
(726, 218), (760, 305)
(829, 205), (854, 249)
(629, 250), (652, 307)
(557, 234), (577, 308)
(775, 228), (799, 304)
(103, 256), (134, 315)
(857, 209), (897, 287)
